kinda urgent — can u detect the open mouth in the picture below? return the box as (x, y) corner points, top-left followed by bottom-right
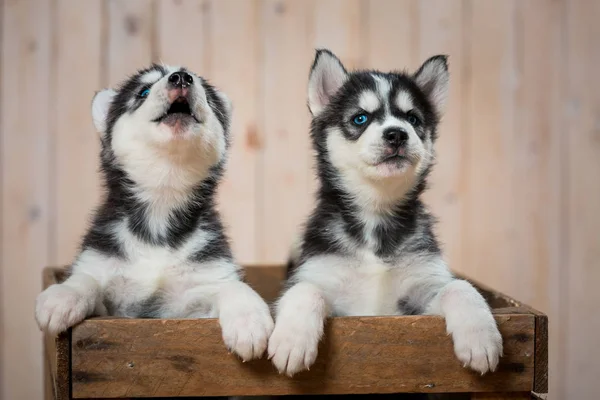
(155, 97), (199, 124)
(168, 97), (192, 115)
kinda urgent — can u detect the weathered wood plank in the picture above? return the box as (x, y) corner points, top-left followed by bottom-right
(107, 0), (154, 87)
(44, 332), (70, 400)
(1, 0), (53, 398)
(564, 2), (600, 398)
(462, 0), (518, 291)
(71, 315), (535, 397)
(43, 267), (71, 400)
(533, 314), (548, 394)
(512, 2), (561, 395)
(314, 0), (363, 69)
(471, 393), (532, 400)
(156, 0), (206, 70)
(53, 0), (103, 266)
(259, 0), (315, 263)
(416, 0), (465, 273)
(208, 0), (262, 265)
(366, 0), (417, 70)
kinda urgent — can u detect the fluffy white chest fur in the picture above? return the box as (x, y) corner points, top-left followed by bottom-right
(292, 250), (450, 317)
(72, 220), (238, 318)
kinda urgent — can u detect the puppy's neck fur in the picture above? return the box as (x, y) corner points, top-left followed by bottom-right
(100, 142), (222, 246)
(335, 166), (421, 214)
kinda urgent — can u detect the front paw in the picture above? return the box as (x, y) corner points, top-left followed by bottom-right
(268, 315), (321, 377)
(35, 284), (90, 335)
(448, 314), (503, 374)
(219, 296), (274, 362)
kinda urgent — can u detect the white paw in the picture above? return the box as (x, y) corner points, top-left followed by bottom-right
(219, 293), (274, 362)
(35, 284), (90, 335)
(268, 314), (321, 376)
(448, 314), (503, 374)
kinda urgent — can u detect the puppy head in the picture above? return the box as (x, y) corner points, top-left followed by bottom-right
(308, 50), (449, 200)
(91, 64), (231, 191)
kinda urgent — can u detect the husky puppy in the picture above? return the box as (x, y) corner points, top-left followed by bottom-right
(35, 65), (273, 361)
(268, 50), (502, 376)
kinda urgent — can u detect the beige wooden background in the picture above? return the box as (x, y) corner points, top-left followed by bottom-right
(0, 0), (598, 399)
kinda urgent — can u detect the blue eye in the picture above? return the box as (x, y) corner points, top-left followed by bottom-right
(352, 114), (369, 126)
(406, 113), (421, 126)
(139, 88), (150, 98)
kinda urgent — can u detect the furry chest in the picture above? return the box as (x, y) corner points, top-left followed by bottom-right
(100, 249), (193, 317)
(299, 255), (404, 317)
(335, 262), (402, 316)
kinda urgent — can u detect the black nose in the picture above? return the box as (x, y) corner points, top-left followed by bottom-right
(383, 128), (409, 147)
(168, 71), (193, 88)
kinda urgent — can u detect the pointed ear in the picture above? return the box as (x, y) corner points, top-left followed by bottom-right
(308, 49), (348, 116)
(91, 89), (116, 134)
(414, 55), (449, 113)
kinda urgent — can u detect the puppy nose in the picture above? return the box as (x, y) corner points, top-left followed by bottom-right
(168, 71), (194, 88)
(383, 128), (409, 147)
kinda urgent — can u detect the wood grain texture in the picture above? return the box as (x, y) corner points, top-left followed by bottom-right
(416, 0), (465, 273)
(43, 267), (70, 400)
(44, 332), (70, 400)
(415, 0), (471, 271)
(513, 1), (562, 397)
(1, 1), (53, 398)
(107, 0), (154, 87)
(564, 1), (600, 398)
(71, 315), (534, 398)
(209, 0), (262, 265)
(462, 0), (517, 290)
(533, 314), (548, 394)
(471, 394), (532, 400)
(2, 1), (599, 397)
(156, 0), (207, 70)
(313, 0), (363, 69)
(53, 0), (103, 266)
(366, 0), (417, 70)
(259, 0), (315, 263)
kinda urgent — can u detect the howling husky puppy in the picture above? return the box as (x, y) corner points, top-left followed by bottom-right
(35, 65), (273, 361)
(268, 50), (502, 376)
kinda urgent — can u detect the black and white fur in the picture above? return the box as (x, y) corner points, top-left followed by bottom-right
(35, 64), (273, 361)
(268, 50), (502, 376)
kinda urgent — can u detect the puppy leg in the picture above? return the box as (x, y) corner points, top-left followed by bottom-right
(426, 279), (503, 374)
(217, 280), (274, 362)
(36, 272), (104, 335)
(268, 282), (328, 376)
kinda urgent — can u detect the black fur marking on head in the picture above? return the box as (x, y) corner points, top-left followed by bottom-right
(81, 64), (233, 260)
(294, 60), (443, 270)
(202, 78), (231, 140)
(103, 63), (169, 140)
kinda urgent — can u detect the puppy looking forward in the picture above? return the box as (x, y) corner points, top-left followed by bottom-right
(35, 65), (273, 361)
(268, 50), (502, 376)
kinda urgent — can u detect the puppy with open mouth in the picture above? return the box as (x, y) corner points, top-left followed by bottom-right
(35, 65), (273, 362)
(268, 50), (503, 376)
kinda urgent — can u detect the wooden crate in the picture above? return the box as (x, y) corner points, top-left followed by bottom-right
(42, 266), (547, 400)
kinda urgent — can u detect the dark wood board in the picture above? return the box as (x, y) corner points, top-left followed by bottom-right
(71, 315), (535, 398)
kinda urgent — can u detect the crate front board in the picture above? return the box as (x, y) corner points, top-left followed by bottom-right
(42, 267), (547, 399)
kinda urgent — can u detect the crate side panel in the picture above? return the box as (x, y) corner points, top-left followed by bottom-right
(72, 315), (534, 397)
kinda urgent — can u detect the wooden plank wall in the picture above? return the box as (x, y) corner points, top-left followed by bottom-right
(0, 0), (597, 398)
